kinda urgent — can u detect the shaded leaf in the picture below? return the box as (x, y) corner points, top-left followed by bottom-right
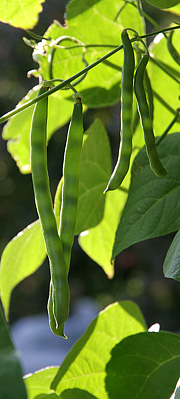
(113, 133), (180, 258)
(163, 230), (180, 281)
(0, 305), (27, 399)
(106, 332), (180, 399)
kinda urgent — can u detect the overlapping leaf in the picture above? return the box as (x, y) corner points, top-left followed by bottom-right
(106, 331), (180, 399)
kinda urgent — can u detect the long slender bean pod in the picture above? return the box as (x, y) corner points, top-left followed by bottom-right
(167, 31), (180, 66)
(59, 93), (83, 271)
(105, 29), (135, 191)
(30, 84), (70, 337)
(134, 54), (167, 177)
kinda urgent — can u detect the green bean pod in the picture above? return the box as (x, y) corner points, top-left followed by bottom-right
(30, 85), (70, 336)
(167, 31), (180, 66)
(144, 69), (154, 122)
(59, 93), (83, 271)
(134, 54), (167, 177)
(47, 280), (67, 338)
(105, 29), (135, 192)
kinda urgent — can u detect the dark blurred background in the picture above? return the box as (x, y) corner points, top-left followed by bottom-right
(0, 0), (180, 371)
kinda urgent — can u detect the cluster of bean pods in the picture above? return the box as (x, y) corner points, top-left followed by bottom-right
(104, 28), (180, 192)
(30, 28), (179, 337)
(30, 83), (83, 337)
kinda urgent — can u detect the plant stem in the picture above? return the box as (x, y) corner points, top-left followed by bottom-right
(0, 26), (180, 125)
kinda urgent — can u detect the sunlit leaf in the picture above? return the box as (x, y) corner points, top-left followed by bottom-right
(0, 0), (45, 29)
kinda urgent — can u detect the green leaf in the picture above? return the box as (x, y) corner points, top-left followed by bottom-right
(148, 31), (180, 137)
(79, 188), (127, 278)
(78, 122), (145, 277)
(24, 367), (59, 399)
(66, 0), (144, 35)
(75, 118), (111, 234)
(146, 0), (180, 8)
(105, 331), (180, 399)
(2, 87), (74, 174)
(0, 305), (27, 399)
(43, 23), (122, 109)
(163, 230), (180, 281)
(0, 0), (45, 29)
(3, 0), (144, 172)
(0, 220), (46, 320)
(50, 301), (147, 398)
(38, 0), (144, 108)
(113, 133), (180, 259)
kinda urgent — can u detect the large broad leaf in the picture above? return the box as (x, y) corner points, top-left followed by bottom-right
(78, 119), (146, 277)
(113, 133), (180, 258)
(0, 0), (45, 29)
(0, 305), (27, 399)
(163, 230), (180, 281)
(0, 220), (46, 320)
(79, 188), (127, 278)
(24, 301), (146, 399)
(105, 331), (180, 399)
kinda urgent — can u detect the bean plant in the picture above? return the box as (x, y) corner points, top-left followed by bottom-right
(0, 0), (180, 398)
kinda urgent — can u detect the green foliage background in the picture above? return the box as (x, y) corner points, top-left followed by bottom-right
(0, 0), (180, 398)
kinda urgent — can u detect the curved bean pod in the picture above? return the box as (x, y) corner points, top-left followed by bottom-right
(59, 93), (83, 271)
(134, 54), (167, 177)
(105, 29), (135, 191)
(30, 85), (70, 336)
